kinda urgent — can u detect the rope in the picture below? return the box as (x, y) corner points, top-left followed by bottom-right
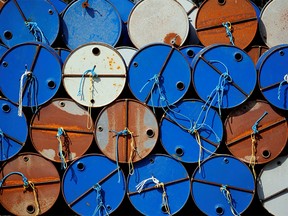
(125, 127), (140, 176)
(18, 66), (32, 116)
(56, 127), (67, 169)
(87, 76), (95, 129)
(0, 171), (29, 188)
(222, 22), (235, 45)
(277, 74), (288, 100)
(136, 176), (171, 215)
(220, 185), (240, 216)
(77, 65), (97, 101)
(92, 183), (109, 216)
(25, 21), (49, 44)
(24, 181), (41, 215)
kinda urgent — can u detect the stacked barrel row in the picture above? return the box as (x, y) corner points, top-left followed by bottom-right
(0, 0), (287, 215)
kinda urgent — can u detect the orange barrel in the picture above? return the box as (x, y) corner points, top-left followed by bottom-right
(0, 152), (61, 215)
(224, 100), (287, 168)
(245, 45), (269, 65)
(94, 99), (158, 173)
(128, 0), (189, 48)
(195, 0), (258, 49)
(62, 42), (126, 108)
(30, 98), (94, 168)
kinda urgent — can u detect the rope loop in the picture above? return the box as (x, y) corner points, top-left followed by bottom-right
(77, 65), (97, 101)
(56, 127), (68, 169)
(92, 183), (109, 216)
(277, 74), (288, 100)
(222, 21), (235, 45)
(220, 185), (240, 216)
(25, 21), (49, 44)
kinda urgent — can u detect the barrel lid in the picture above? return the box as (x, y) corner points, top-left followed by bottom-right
(0, 0), (60, 47)
(62, 154), (126, 215)
(0, 152), (61, 216)
(245, 45), (269, 65)
(160, 99), (223, 163)
(0, 98), (27, 161)
(116, 46), (138, 67)
(179, 45), (204, 66)
(0, 43), (8, 59)
(30, 98), (94, 166)
(62, 42), (126, 107)
(0, 42), (62, 109)
(48, 0), (67, 14)
(128, 0), (189, 48)
(62, 0), (122, 50)
(128, 43), (191, 108)
(127, 154), (191, 215)
(191, 155), (255, 216)
(54, 47), (71, 64)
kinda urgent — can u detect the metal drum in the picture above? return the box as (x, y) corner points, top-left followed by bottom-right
(257, 44), (288, 110)
(62, 154), (126, 215)
(0, 43), (8, 58)
(48, 0), (67, 14)
(191, 155), (255, 216)
(30, 98), (94, 167)
(0, 152), (61, 215)
(191, 44), (256, 112)
(259, 0), (288, 48)
(128, 43), (191, 108)
(0, 0), (60, 47)
(95, 99), (158, 171)
(257, 156), (288, 216)
(127, 154), (191, 215)
(176, 0), (200, 45)
(195, 0), (258, 49)
(62, 42), (126, 108)
(0, 98), (28, 161)
(225, 100), (287, 166)
(160, 99), (223, 163)
(54, 47), (71, 64)
(61, 0), (122, 50)
(116, 46), (138, 67)
(0, 42), (62, 114)
(245, 45), (269, 65)
(179, 45), (203, 67)
(128, 0), (189, 48)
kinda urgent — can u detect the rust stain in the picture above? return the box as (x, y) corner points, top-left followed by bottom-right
(164, 33), (182, 47)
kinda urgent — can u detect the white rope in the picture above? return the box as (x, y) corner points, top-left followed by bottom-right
(18, 68), (32, 117)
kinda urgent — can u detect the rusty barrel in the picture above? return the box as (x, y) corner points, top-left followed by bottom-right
(0, 152), (61, 215)
(62, 154), (126, 215)
(30, 98), (94, 167)
(195, 0), (258, 49)
(191, 155), (255, 216)
(225, 100), (287, 165)
(245, 45), (269, 65)
(95, 99), (158, 168)
(0, 0), (60, 47)
(127, 154), (191, 215)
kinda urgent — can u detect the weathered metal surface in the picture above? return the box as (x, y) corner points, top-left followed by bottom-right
(259, 0), (288, 48)
(191, 155), (255, 216)
(62, 43), (126, 108)
(245, 45), (269, 65)
(225, 100), (287, 164)
(180, 45), (204, 66)
(127, 154), (190, 215)
(195, 0), (258, 49)
(116, 46), (138, 67)
(62, 154), (126, 215)
(54, 47), (71, 64)
(95, 99), (158, 163)
(0, 153), (60, 215)
(0, 0), (59, 47)
(128, 0), (189, 48)
(30, 98), (94, 164)
(257, 156), (288, 216)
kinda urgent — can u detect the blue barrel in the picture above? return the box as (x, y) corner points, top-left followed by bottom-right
(54, 47), (71, 63)
(191, 155), (255, 216)
(160, 99), (223, 163)
(127, 154), (190, 215)
(191, 44), (256, 112)
(179, 45), (204, 67)
(0, 42), (62, 112)
(257, 44), (288, 110)
(0, 43), (8, 59)
(62, 0), (122, 50)
(0, 0), (60, 47)
(128, 43), (191, 108)
(48, 0), (67, 14)
(0, 98), (27, 161)
(62, 154), (126, 215)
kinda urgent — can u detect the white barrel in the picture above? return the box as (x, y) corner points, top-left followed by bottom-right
(116, 46), (138, 67)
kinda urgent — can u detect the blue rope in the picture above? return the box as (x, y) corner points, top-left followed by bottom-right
(0, 171), (29, 188)
(252, 111), (268, 134)
(25, 21), (49, 44)
(27, 73), (38, 114)
(0, 129), (4, 161)
(222, 22), (235, 45)
(92, 183), (109, 216)
(56, 128), (67, 170)
(109, 129), (128, 183)
(220, 185), (240, 216)
(77, 66), (97, 101)
(278, 74), (288, 100)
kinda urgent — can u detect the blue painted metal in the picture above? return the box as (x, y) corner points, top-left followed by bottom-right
(0, 99), (27, 161)
(191, 44), (257, 110)
(62, 0), (122, 50)
(128, 43), (191, 108)
(191, 155), (255, 216)
(160, 99), (223, 163)
(62, 154), (126, 215)
(0, 44), (8, 59)
(48, 0), (67, 13)
(127, 154), (190, 215)
(54, 47), (71, 63)
(180, 45), (204, 67)
(257, 44), (288, 110)
(0, 0), (60, 48)
(0, 42), (62, 108)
